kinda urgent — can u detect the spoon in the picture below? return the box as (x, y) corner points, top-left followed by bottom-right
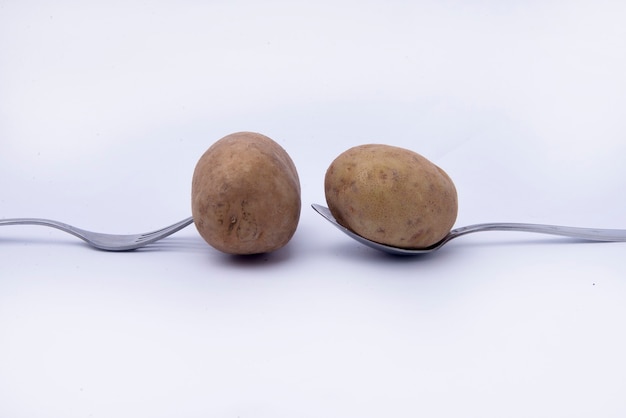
(311, 204), (626, 255)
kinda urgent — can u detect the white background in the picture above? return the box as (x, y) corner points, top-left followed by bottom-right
(2, 1), (626, 417)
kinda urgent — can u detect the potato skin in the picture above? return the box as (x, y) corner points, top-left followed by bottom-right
(324, 144), (457, 249)
(192, 132), (301, 254)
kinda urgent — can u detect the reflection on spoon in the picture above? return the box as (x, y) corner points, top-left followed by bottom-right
(311, 204), (626, 255)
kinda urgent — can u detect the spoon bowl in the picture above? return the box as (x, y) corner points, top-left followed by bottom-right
(312, 204), (626, 255)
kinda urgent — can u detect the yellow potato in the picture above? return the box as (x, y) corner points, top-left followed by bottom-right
(192, 132), (301, 254)
(324, 144), (457, 249)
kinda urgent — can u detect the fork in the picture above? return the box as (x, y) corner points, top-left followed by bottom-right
(0, 217), (194, 251)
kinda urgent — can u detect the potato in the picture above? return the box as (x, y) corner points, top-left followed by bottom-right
(324, 144), (457, 249)
(192, 132), (301, 254)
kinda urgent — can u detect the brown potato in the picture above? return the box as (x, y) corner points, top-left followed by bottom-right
(192, 132), (301, 254)
(324, 144), (457, 249)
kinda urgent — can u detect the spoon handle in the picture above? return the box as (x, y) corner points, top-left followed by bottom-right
(448, 223), (626, 242)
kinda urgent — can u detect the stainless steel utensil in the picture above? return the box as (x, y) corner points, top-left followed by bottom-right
(0, 217), (194, 251)
(312, 204), (626, 255)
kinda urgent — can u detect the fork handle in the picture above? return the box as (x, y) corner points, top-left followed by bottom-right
(1, 218), (71, 227)
(0, 218), (87, 239)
